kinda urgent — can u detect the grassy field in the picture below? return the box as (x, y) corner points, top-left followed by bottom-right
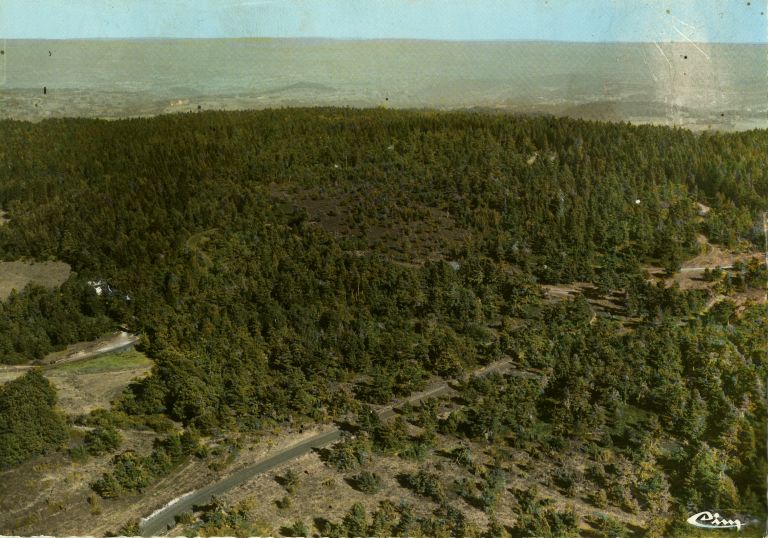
(48, 349), (152, 374)
(0, 260), (71, 300)
(45, 349), (154, 416)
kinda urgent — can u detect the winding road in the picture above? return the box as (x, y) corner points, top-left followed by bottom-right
(139, 428), (344, 536)
(139, 245), (768, 536)
(139, 358), (517, 536)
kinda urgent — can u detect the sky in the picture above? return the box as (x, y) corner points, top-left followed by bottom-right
(1, 0), (765, 43)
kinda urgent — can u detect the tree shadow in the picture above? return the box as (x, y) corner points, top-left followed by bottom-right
(311, 445), (332, 464)
(343, 475), (362, 491)
(313, 516), (332, 535)
(434, 448), (456, 460)
(394, 472), (411, 489)
(335, 419), (359, 434)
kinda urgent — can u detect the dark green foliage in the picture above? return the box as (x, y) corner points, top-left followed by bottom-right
(451, 445), (474, 468)
(402, 468), (446, 502)
(113, 519), (140, 537)
(187, 499), (256, 537)
(370, 417), (410, 454)
(83, 425), (122, 455)
(589, 514), (631, 538)
(0, 110), (766, 520)
(320, 499), (479, 538)
(275, 495), (291, 510)
(353, 407), (411, 455)
(446, 373), (541, 442)
(367, 500), (400, 536)
(399, 435), (432, 461)
(350, 470), (383, 494)
(625, 276), (708, 318)
(0, 278), (114, 364)
(91, 430), (200, 498)
(77, 407), (137, 429)
(324, 434), (373, 471)
(514, 488), (580, 537)
(68, 443), (90, 464)
(342, 503), (368, 536)
(280, 469), (300, 494)
(286, 520), (308, 537)
(0, 369), (68, 468)
(91, 472), (123, 499)
(0, 109), (764, 431)
(481, 467), (507, 514)
(174, 511), (194, 525)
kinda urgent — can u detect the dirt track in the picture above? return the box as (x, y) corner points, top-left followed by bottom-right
(44, 331), (139, 366)
(0, 332), (139, 385)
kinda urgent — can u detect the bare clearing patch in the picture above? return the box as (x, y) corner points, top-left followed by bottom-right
(1, 346), (151, 420)
(48, 348), (151, 375)
(542, 282), (625, 320)
(200, 444), (449, 536)
(46, 350), (153, 416)
(544, 236), (765, 325)
(0, 260), (71, 300)
(647, 253), (763, 293)
(0, 365), (32, 385)
(683, 235), (748, 270)
(73, 428), (332, 536)
(68, 457), (218, 538)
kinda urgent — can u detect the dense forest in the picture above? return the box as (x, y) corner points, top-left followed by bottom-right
(0, 370), (68, 468)
(0, 109), (766, 535)
(0, 278), (114, 364)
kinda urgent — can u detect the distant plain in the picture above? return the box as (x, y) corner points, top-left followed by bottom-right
(1, 39), (765, 129)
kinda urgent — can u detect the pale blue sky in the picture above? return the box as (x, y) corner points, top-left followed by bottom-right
(1, 0), (765, 43)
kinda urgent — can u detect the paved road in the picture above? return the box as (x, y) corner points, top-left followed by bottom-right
(139, 358), (515, 536)
(140, 428), (343, 536)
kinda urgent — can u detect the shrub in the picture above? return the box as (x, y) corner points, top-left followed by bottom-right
(288, 520), (308, 536)
(404, 469), (445, 502)
(281, 469), (300, 493)
(326, 435), (372, 471)
(351, 470), (383, 494)
(84, 425), (122, 455)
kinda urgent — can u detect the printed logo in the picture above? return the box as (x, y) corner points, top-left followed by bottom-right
(687, 510), (756, 531)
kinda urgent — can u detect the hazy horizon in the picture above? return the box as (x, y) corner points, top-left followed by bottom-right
(1, 39), (766, 130)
